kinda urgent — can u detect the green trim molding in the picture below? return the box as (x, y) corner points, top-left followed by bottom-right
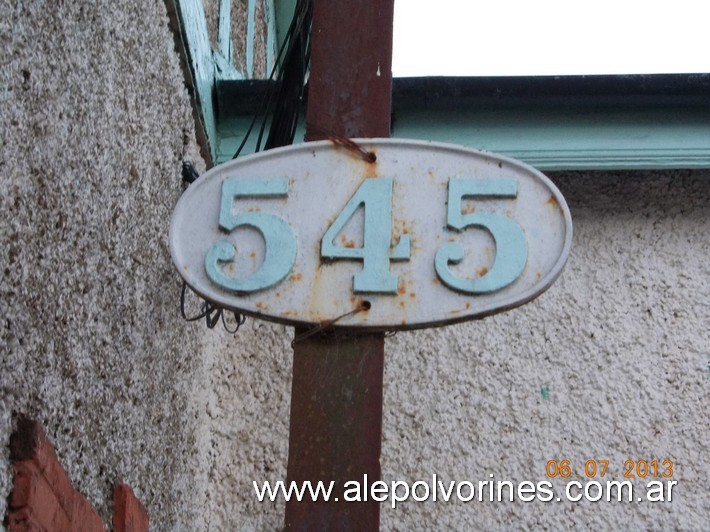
(215, 75), (710, 170)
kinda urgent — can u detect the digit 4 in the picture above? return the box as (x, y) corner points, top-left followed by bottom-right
(321, 177), (410, 293)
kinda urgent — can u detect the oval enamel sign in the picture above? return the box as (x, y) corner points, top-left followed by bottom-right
(169, 139), (572, 330)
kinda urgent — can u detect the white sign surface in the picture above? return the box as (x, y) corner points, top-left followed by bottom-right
(169, 139), (572, 330)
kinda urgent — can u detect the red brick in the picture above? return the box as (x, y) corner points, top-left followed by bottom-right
(9, 461), (72, 531)
(9, 418), (42, 463)
(7, 507), (43, 532)
(9, 462), (38, 509)
(38, 450), (75, 519)
(112, 484), (149, 532)
(7, 418), (106, 532)
(19, 426), (75, 521)
(71, 494), (106, 532)
(10, 418), (74, 513)
(28, 429), (57, 473)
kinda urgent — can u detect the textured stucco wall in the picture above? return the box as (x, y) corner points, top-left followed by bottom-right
(0, 0), (212, 527)
(202, 170), (709, 529)
(203, 0), (269, 78)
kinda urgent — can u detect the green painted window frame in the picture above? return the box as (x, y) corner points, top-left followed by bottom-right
(171, 0), (710, 171)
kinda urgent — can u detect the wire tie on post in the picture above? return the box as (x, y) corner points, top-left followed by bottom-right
(291, 300), (371, 347)
(307, 125), (377, 163)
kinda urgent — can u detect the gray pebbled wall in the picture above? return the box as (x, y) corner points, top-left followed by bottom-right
(202, 171), (709, 529)
(0, 0), (212, 527)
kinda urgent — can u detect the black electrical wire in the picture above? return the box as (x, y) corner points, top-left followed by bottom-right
(180, 281), (246, 334)
(232, 0), (312, 158)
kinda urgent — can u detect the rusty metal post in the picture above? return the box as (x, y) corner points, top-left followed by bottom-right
(285, 0), (394, 529)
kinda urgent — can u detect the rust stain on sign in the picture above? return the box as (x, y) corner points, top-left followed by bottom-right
(169, 139), (573, 331)
(546, 194), (564, 216)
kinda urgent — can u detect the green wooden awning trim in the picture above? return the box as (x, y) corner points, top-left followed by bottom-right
(171, 1), (710, 170)
(173, 0), (290, 162)
(214, 75), (710, 170)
